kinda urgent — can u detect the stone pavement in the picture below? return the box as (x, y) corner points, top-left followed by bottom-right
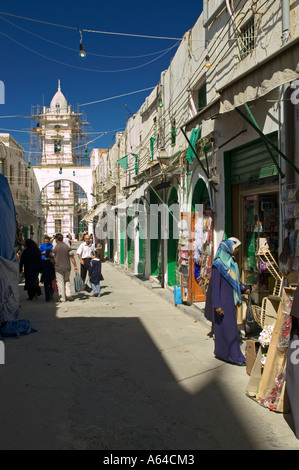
(0, 257), (299, 450)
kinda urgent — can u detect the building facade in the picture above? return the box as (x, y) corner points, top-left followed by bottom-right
(89, 0), (299, 316)
(0, 133), (41, 243)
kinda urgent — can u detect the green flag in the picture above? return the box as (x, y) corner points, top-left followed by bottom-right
(186, 126), (201, 163)
(117, 155), (128, 171)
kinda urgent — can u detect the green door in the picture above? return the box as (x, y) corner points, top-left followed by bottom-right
(127, 213), (135, 270)
(167, 187), (179, 286)
(150, 190), (162, 278)
(120, 215), (125, 265)
(191, 179), (210, 211)
(138, 199), (146, 275)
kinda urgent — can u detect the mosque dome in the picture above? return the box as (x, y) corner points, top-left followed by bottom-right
(50, 80), (68, 112)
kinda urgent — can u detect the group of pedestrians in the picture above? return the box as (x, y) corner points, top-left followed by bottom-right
(18, 232), (104, 303)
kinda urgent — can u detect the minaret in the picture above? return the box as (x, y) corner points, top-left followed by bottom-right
(32, 81), (86, 237)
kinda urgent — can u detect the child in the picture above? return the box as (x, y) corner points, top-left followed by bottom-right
(41, 249), (56, 301)
(88, 248), (104, 297)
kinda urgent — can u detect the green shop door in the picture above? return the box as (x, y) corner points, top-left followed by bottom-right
(138, 200), (146, 275)
(167, 187), (179, 286)
(120, 216), (125, 265)
(127, 214), (135, 270)
(150, 190), (162, 279)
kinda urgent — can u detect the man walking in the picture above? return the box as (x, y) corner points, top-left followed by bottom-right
(76, 233), (94, 291)
(53, 233), (78, 302)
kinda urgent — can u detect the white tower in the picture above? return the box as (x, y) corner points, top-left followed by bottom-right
(31, 81), (88, 238)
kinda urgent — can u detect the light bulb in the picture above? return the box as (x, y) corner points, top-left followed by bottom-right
(205, 55), (211, 68)
(79, 43), (86, 59)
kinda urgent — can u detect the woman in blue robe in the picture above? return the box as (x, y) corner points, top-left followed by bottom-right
(205, 238), (249, 365)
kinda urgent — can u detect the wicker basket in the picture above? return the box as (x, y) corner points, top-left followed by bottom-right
(251, 302), (266, 328)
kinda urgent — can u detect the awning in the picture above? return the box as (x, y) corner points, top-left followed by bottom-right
(82, 199), (111, 222)
(15, 205), (39, 226)
(114, 180), (152, 210)
(219, 38), (299, 114)
(183, 98), (220, 132)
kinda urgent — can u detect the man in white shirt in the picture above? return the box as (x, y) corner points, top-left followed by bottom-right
(76, 234), (94, 289)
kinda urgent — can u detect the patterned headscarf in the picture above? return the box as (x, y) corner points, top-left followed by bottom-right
(212, 238), (242, 304)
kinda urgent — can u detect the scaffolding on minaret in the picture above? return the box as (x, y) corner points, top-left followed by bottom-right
(29, 82), (90, 235)
(29, 104), (89, 167)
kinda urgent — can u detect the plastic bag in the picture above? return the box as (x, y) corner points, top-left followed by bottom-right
(74, 272), (84, 292)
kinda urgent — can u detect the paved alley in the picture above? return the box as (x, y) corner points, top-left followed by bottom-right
(0, 259), (299, 451)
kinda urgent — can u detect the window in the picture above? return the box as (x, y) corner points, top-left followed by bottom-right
(55, 219), (62, 233)
(18, 162), (22, 184)
(171, 120), (176, 147)
(54, 140), (62, 153)
(238, 17), (255, 60)
(54, 180), (61, 193)
(197, 82), (207, 111)
(55, 102), (60, 113)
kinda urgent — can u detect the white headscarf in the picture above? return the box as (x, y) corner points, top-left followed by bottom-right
(228, 237), (241, 251)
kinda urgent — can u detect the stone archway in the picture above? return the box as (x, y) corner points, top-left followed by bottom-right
(33, 167), (94, 236)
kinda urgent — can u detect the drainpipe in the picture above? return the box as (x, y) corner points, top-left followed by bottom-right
(203, 0), (226, 28)
(282, 0), (290, 45)
(226, 0), (241, 34)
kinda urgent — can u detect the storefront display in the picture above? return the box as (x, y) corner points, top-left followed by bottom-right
(193, 211), (213, 294)
(279, 184), (299, 284)
(243, 193), (279, 303)
(179, 210), (214, 303)
(246, 286), (297, 413)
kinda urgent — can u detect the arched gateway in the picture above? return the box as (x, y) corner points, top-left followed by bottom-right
(31, 81), (94, 237)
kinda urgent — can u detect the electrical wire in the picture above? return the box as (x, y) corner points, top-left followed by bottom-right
(2, 0), (268, 165)
(0, 30), (181, 73)
(0, 11), (182, 40)
(79, 87), (155, 106)
(0, 15), (180, 59)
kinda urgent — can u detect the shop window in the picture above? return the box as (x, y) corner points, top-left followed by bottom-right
(243, 193), (279, 303)
(237, 17), (255, 60)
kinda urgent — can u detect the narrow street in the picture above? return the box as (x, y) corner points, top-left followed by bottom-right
(1, 253), (299, 451)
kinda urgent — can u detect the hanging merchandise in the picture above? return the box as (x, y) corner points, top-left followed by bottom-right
(279, 184), (299, 284)
(178, 219), (191, 295)
(246, 286), (297, 414)
(193, 212), (213, 293)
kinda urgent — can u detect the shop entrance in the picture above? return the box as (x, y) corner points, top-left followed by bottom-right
(230, 179), (279, 306)
(224, 133), (280, 310)
(241, 189), (279, 304)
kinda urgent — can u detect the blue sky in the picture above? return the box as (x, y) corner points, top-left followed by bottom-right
(0, 0), (203, 160)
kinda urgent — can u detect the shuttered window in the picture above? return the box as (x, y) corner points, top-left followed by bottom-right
(226, 132), (279, 184)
